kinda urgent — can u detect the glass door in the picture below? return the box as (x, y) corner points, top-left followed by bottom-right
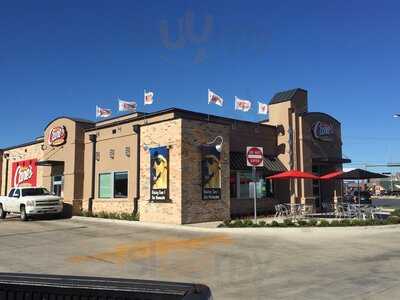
(52, 175), (64, 198)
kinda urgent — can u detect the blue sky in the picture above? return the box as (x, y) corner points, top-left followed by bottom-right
(1, 0), (400, 171)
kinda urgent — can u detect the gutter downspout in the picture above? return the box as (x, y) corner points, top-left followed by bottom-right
(88, 134), (97, 215)
(4, 153), (9, 196)
(133, 125), (140, 216)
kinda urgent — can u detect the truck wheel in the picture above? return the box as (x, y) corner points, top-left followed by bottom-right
(0, 205), (6, 219)
(20, 206), (28, 221)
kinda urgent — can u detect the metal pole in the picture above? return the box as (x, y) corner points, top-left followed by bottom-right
(358, 179), (361, 219)
(253, 166), (257, 222)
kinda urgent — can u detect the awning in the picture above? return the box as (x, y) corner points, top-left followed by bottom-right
(312, 157), (351, 165)
(36, 160), (64, 166)
(230, 152), (287, 173)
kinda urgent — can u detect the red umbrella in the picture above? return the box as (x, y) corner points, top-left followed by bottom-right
(267, 170), (319, 180)
(320, 171), (344, 180)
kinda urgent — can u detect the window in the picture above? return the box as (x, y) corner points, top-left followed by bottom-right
(98, 172), (128, 199)
(13, 189), (21, 198)
(22, 188), (50, 197)
(234, 171), (273, 199)
(114, 172), (128, 198)
(8, 189), (15, 198)
(99, 173), (112, 198)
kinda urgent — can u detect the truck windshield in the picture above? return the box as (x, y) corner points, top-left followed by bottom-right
(21, 188), (51, 197)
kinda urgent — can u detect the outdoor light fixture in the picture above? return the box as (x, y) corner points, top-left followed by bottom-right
(393, 114), (400, 118)
(207, 136), (224, 152)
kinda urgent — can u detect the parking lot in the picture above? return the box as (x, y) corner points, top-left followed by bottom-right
(1, 216), (400, 299)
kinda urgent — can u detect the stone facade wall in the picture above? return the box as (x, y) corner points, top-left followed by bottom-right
(181, 119), (230, 224)
(138, 119), (183, 224)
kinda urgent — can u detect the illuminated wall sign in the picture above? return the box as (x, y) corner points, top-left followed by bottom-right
(12, 159), (38, 187)
(312, 121), (335, 142)
(48, 126), (67, 146)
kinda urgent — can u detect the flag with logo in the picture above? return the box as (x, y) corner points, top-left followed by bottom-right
(118, 99), (137, 112)
(234, 97), (251, 112)
(96, 105), (112, 118)
(144, 90), (154, 105)
(208, 89), (223, 107)
(258, 101), (269, 115)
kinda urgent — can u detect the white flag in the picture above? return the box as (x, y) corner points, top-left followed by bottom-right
(96, 105), (112, 118)
(144, 90), (154, 105)
(208, 89), (223, 107)
(258, 101), (269, 115)
(118, 99), (137, 112)
(234, 97), (251, 112)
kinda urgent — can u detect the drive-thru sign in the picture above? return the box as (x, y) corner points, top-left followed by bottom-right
(246, 146), (263, 167)
(246, 146), (264, 222)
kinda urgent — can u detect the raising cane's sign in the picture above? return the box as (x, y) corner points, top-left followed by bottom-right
(12, 159), (38, 187)
(48, 125), (67, 146)
(312, 121), (335, 142)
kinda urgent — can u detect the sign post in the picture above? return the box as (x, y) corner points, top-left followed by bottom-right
(246, 146), (264, 222)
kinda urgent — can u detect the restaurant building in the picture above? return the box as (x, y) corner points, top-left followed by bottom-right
(0, 88), (349, 224)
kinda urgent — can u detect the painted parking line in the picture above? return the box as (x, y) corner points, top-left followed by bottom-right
(68, 234), (233, 265)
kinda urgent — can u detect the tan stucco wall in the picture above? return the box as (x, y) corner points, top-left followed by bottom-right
(42, 118), (92, 212)
(0, 142), (44, 196)
(82, 122), (138, 214)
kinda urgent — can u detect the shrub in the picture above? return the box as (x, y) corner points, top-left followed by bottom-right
(258, 221), (267, 227)
(330, 220), (341, 227)
(232, 219), (244, 227)
(283, 219), (295, 227)
(243, 219), (254, 227)
(318, 219), (330, 227)
(339, 219), (352, 226)
(308, 219), (318, 226)
(391, 209), (400, 217)
(270, 220), (281, 227)
(350, 219), (365, 226)
(297, 219), (308, 226)
(79, 210), (138, 221)
(387, 216), (400, 224)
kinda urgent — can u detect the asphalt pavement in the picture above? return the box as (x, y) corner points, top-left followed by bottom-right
(1, 216), (400, 299)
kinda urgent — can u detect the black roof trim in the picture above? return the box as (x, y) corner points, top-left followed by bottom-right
(269, 88), (307, 105)
(86, 107), (277, 132)
(300, 112), (341, 125)
(43, 116), (95, 131)
(2, 138), (44, 152)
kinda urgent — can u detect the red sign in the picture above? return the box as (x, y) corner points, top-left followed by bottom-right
(48, 126), (67, 146)
(246, 146), (263, 167)
(12, 159), (38, 187)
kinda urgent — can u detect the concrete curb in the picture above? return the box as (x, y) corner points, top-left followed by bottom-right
(71, 216), (400, 236)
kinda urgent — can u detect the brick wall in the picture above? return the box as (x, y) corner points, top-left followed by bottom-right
(138, 119), (183, 224)
(181, 119), (230, 224)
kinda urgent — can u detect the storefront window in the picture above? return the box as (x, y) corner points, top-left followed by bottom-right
(230, 172), (237, 198)
(235, 171), (273, 199)
(114, 172), (128, 198)
(99, 173), (112, 198)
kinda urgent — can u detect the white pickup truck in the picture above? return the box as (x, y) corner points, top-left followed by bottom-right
(0, 187), (63, 221)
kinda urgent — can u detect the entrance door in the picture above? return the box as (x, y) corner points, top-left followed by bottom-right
(52, 175), (64, 197)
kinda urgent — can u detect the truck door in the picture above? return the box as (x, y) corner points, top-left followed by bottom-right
(4, 189), (15, 212)
(10, 189), (21, 213)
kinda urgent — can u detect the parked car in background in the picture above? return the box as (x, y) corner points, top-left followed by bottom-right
(0, 187), (63, 221)
(344, 190), (372, 205)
